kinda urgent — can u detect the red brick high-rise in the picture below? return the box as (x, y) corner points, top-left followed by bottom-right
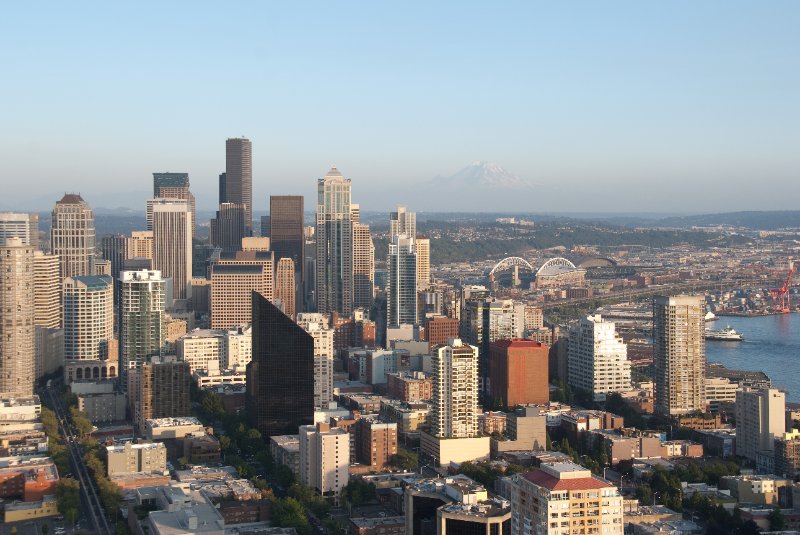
(424, 316), (459, 352)
(489, 339), (549, 409)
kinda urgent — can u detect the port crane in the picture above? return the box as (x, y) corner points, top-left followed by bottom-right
(770, 264), (796, 313)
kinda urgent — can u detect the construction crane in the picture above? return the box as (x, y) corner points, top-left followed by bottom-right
(770, 264), (796, 313)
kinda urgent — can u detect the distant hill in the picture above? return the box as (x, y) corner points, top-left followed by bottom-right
(651, 211), (800, 230)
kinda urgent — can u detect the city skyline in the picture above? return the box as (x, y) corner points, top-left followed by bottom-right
(1, 3), (798, 213)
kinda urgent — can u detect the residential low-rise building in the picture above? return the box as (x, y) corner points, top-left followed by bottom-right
(106, 441), (167, 477)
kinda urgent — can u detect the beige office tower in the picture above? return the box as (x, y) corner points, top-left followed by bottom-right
(296, 313), (334, 410)
(153, 172), (196, 237)
(127, 231), (154, 260)
(0, 212), (39, 247)
(389, 205), (416, 240)
(275, 257), (296, 319)
(736, 388), (786, 462)
(432, 338), (480, 438)
(151, 199), (192, 300)
(50, 193), (95, 278)
(224, 138), (253, 236)
(33, 252), (61, 328)
(415, 237), (430, 290)
(654, 295), (706, 416)
(210, 251), (274, 329)
(0, 238), (35, 396)
(63, 275), (114, 360)
(241, 237), (270, 252)
(353, 221), (374, 310)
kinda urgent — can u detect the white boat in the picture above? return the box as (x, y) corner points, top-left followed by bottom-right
(705, 311), (717, 322)
(705, 326), (744, 341)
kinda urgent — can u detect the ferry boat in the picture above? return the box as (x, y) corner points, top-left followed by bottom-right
(705, 326), (744, 341)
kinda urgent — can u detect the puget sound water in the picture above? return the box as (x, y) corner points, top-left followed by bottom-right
(707, 313), (800, 402)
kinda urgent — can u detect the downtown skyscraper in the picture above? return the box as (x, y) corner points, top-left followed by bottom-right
(0, 237), (35, 396)
(151, 198), (192, 300)
(51, 193), (95, 278)
(0, 212), (39, 248)
(223, 138), (253, 236)
(316, 167), (353, 316)
(270, 195), (304, 310)
(119, 270), (166, 391)
(153, 172), (196, 237)
(386, 234), (417, 326)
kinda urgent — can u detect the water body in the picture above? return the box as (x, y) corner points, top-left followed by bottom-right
(706, 314), (800, 402)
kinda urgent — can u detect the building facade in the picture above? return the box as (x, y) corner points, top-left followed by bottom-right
(296, 313), (334, 410)
(119, 270), (166, 391)
(210, 250), (274, 329)
(353, 220), (375, 310)
(270, 195), (304, 308)
(299, 422), (350, 497)
(432, 339), (480, 438)
(0, 212), (38, 247)
(387, 235), (417, 327)
(33, 252), (61, 329)
(736, 388), (786, 462)
(490, 339), (550, 409)
(223, 137), (253, 235)
(63, 275), (114, 361)
(210, 202), (246, 252)
(653, 295), (706, 416)
(275, 257), (296, 319)
(151, 198), (193, 300)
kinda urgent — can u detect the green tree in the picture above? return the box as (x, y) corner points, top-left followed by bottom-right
(56, 478), (81, 515)
(636, 485), (652, 506)
(41, 525), (49, 535)
(769, 508), (786, 531)
(389, 448), (418, 471)
(271, 497), (311, 535)
(342, 479), (377, 507)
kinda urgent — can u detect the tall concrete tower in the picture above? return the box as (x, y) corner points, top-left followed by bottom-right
(389, 205), (416, 241)
(151, 198), (192, 300)
(51, 193), (95, 278)
(119, 270), (166, 391)
(153, 172), (196, 237)
(653, 295), (706, 416)
(0, 237), (35, 396)
(275, 257), (296, 319)
(386, 235), (417, 327)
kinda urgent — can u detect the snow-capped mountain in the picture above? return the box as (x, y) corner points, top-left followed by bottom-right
(432, 161), (533, 189)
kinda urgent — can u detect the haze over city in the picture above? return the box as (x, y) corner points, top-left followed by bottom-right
(1, 2), (798, 213)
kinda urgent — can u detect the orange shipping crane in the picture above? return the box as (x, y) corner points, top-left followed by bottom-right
(770, 264), (795, 313)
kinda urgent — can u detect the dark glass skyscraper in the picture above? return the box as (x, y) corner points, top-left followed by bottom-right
(224, 138), (253, 236)
(210, 202), (246, 252)
(247, 291), (314, 437)
(270, 195), (304, 310)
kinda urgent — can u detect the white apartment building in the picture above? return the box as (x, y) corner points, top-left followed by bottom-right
(736, 388), (786, 462)
(177, 327), (253, 374)
(62, 275), (115, 361)
(568, 315), (631, 401)
(299, 422), (350, 497)
(432, 338), (480, 438)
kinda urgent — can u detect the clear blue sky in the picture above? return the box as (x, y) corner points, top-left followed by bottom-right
(1, 2), (798, 213)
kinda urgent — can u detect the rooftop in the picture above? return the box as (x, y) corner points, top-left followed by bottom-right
(522, 463), (615, 492)
(147, 417), (203, 428)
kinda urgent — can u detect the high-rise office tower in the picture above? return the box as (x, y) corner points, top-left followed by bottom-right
(490, 339), (549, 409)
(415, 237), (430, 290)
(736, 388), (786, 462)
(100, 235), (128, 280)
(0, 212), (39, 247)
(33, 252), (61, 329)
(316, 167), (353, 316)
(151, 198), (192, 300)
(63, 275), (114, 360)
(270, 195), (304, 308)
(51, 193), (95, 278)
(224, 138), (253, 236)
(119, 270), (166, 391)
(210, 251), (274, 329)
(353, 220), (374, 310)
(431, 338), (480, 438)
(127, 231), (153, 260)
(296, 313), (334, 410)
(247, 292), (314, 436)
(386, 235), (417, 327)
(568, 314), (631, 401)
(210, 202), (246, 252)
(653, 295), (706, 416)
(153, 172), (196, 237)
(218, 172), (227, 205)
(0, 238), (35, 396)
(275, 257), (296, 319)
(389, 205), (416, 241)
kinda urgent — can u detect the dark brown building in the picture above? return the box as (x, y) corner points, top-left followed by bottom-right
(247, 292), (314, 437)
(269, 195), (304, 309)
(356, 419), (398, 471)
(136, 360), (191, 431)
(424, 316), (459, 352)
(387, 372), (433, 402)
(489, 339), (549, 409)
(210, 202), (246, 252)
(224, 138), (252, 236)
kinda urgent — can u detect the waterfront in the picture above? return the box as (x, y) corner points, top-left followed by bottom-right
(707, 313), (800, 402)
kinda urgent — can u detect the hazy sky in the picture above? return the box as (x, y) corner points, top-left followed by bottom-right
(1, 2), (798, 213)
